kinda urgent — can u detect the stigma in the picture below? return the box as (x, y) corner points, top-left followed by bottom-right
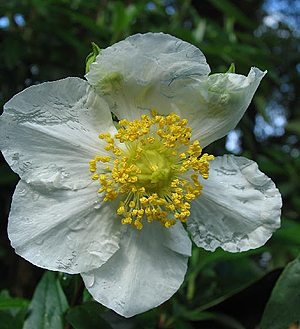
(89, 110), (214, 230)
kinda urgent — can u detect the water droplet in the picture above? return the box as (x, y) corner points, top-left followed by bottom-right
(35, 235), (44, 245)
(18, 188), (27, 197)
(172, 236), (180, 244)
(155, 282), (164, 291)
(84, 272), (95, 288)
(116, 300), (125, 309)
(89, 241), (100, 250)
(220, 181), (229, 189)
(66, 234), (76, 249)
(102, 240), (118, 254)
(56, 251), (77, 271)
(60, 170), (70, 179)
(33, 193), (40, 201)
(48, 163), (57, 171)
(93, 200), (101, 209)
(68, 218), (86, 231)
(21, 216), (33, 224)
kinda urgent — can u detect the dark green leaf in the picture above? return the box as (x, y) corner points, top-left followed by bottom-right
(273, 218), (300, 246)
(9, 307), (28, 329)
(23, 271), (68, 329)
(66, 302), (112, 329)
(0, 291), (29, 329)
(0, 297), (29, 310)
(4, 37), (24, 70)
(0, 311), (14, 329)
(260, 256), (300, 329)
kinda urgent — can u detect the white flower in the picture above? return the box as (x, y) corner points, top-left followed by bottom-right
(0, 33), (282, 318)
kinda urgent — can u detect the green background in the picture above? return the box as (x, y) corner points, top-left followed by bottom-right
(0, 0), (299, 328)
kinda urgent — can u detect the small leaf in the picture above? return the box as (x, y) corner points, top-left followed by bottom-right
(23, 271), (68, 329)
(66, 302), (112, 329)
(210, 62), (236, 76)
(85, 42), (102, 74)
(226, 63), (235, 73)
(260, 256), (300, 329)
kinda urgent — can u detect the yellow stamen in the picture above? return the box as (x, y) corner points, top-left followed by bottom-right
(89, 111), (214, 230)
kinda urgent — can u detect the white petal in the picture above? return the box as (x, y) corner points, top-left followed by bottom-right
(86, 32), (210, 122)
(174, 67), (266, 147)
(8, 180), (125, 273)
(81, 220), (191, 317)
(187, 155), (282, 252)
(0, 78), (116, 190)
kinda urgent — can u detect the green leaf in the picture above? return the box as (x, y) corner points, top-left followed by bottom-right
(0, 297), (29, 310)
(260, 256), (300, 329)
(66, 302), (112, 329)
(110, 1), (138, 42)
(273, 218), (300, 246)
(85, 42), (102, 74)
(0, 291), (29, 329)
(184, 311), (246, 329)
(0, 311), (14, 329)
(23, 271), (68, 329)
(9, 307), (28, 329)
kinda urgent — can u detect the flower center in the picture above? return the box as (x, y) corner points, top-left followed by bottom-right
(89, 110), (214, 230)
(132, 147), (172, 188)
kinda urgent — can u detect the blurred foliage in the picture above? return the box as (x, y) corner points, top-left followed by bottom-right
(0, 0), (300, 328)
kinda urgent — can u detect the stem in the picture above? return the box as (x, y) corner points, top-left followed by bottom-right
(71, 277), (85, 308)
(65, 277), (85, 329)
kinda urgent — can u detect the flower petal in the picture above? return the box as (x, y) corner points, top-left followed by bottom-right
(0, 77), (116, 190)
(86, 32), (210, 122)
(8, 180), (125, 273)
(175, 67), (267, 148)
(81, 220), (191, 317)
(187, 155), (282, 252)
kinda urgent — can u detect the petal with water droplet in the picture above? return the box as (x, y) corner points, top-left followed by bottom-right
(187, 155), (282, 252)
(81, 220), (191, 317)
(8, 180), (125, 273)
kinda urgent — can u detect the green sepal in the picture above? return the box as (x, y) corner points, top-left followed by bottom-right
(226, 62), (235, 73)
(85, 42), (102, 74)
(210, 63), (235, 76)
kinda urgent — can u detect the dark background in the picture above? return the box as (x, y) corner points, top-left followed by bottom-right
(0, 0), (299, 328)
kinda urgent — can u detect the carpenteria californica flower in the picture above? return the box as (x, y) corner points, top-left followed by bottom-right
(0, 33), (282, 317)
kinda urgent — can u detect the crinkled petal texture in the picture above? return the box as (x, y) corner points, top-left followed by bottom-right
(81, 221), (191, 318)
(0, 77), (117, 190)
(86, 33), (266, 148)
(2, 77), (126, 273)
(86, 32), (211, 122)
(8, 180), (125, 273)
(187, 155), (282, 252)
(174, 67), (267, 147)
